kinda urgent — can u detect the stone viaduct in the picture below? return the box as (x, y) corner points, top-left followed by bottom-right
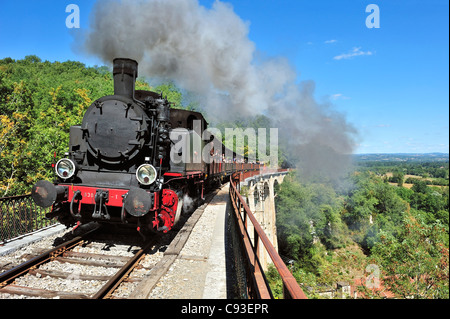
(239, 170), (288, 270)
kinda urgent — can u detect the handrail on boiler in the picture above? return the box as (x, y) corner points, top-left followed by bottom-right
(229, 172), (307, 299)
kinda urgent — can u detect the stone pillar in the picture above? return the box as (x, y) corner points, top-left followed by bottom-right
(240, 173), (287, 271)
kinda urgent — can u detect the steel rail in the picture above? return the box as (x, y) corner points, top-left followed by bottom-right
(229, 172), (307, 299)
(0, 227), (99, 289)
(92, 239), (157, 299)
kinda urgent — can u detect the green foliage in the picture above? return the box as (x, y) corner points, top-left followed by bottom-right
(389, 170), (404, 187)
(371, 212), (449, 298)
(266, 263), (319, 299)
(355, 157), (449, 186)
(0, 57), (115, 195)
(343, 172), (413, 251)
(275, 172), (347, 273)
(273, 158), (448, 298)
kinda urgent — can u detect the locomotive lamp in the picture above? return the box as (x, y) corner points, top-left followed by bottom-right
(136, 164), (157, 185)
(55, 158), (76, 179)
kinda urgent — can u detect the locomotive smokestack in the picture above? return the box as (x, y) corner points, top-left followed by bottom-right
(113, 58), (138, 98)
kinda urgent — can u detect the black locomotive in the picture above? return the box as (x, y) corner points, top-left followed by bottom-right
(31, 58), (260, 235)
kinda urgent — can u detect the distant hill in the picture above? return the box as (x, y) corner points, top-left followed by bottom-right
(353, 153), (449, 162)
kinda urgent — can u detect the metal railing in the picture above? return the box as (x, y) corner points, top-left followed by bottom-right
(0, 194), (55, 243)
(229, 171), (307, 299)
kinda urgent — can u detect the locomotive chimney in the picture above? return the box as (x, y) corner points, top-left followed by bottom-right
(113, 58), (138, 99)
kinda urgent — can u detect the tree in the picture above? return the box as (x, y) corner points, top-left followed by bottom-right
(343, 173), (378, 229)
(275, 173), (347, 273)
(390, 171), (405, 187)
(0, 80), (33, 196)
(0, 57), (115, 195)
(371, 212), (449, 298)
(412, 180), (430, 194)
(373, 181), (409, 218)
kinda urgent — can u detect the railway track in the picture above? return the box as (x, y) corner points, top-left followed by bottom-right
(0, 224), (160, 299)
(0, 187), (221, 299)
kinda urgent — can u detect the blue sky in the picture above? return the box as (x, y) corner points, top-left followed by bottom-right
(0, 0), (448, 154)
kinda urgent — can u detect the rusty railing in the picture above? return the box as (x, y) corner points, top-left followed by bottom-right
(0, 194), (55, 243)
(229, 171), (307, 299)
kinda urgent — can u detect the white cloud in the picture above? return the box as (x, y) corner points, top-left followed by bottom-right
(330, 93), (350, 100)
(324, 39), (337, 44)
(333, 47), (373, 60)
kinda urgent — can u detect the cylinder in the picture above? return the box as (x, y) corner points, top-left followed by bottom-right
(113, 58), (138, 98)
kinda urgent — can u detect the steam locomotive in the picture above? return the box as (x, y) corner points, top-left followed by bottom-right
(31, 58), (260, 236)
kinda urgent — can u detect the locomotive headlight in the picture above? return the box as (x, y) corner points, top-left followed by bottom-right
(136, 164), (157, 185)
(55, 158), (76, 179)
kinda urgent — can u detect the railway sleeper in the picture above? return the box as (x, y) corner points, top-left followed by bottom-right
(0, 284), (90, 299)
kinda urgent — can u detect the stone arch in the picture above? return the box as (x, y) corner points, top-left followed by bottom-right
(263, 182), (270, 200)
(253, 188), (260, 211)
(273, 179), (280, 194)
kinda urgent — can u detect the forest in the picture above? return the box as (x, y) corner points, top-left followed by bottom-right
(269, 157), (449, 298)
(1, 57), (448, 299)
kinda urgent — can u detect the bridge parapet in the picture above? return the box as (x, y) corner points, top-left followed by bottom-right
(229, 171), (306, 299)
(0, 194), (55, 244)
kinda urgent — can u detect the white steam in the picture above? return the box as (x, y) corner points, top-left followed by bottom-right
(182, 194), (195, 213)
